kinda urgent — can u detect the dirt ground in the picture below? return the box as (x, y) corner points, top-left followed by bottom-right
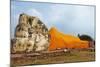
(11, 49), (95, 66)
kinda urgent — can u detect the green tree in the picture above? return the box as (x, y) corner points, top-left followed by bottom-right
(78, 34), (93, 41)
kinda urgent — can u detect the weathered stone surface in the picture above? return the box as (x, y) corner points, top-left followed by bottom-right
(11, 13), (49, 53)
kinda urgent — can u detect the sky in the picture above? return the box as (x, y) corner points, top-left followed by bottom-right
(11, 1), (95, 39)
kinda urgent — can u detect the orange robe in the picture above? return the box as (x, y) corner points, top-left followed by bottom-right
(48, 27), (89, 51)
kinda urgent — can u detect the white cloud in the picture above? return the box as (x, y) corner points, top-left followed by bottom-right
(26, 9), (44, 21)
(48, 5), (67, 23)
(13, 8), (44, 22)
